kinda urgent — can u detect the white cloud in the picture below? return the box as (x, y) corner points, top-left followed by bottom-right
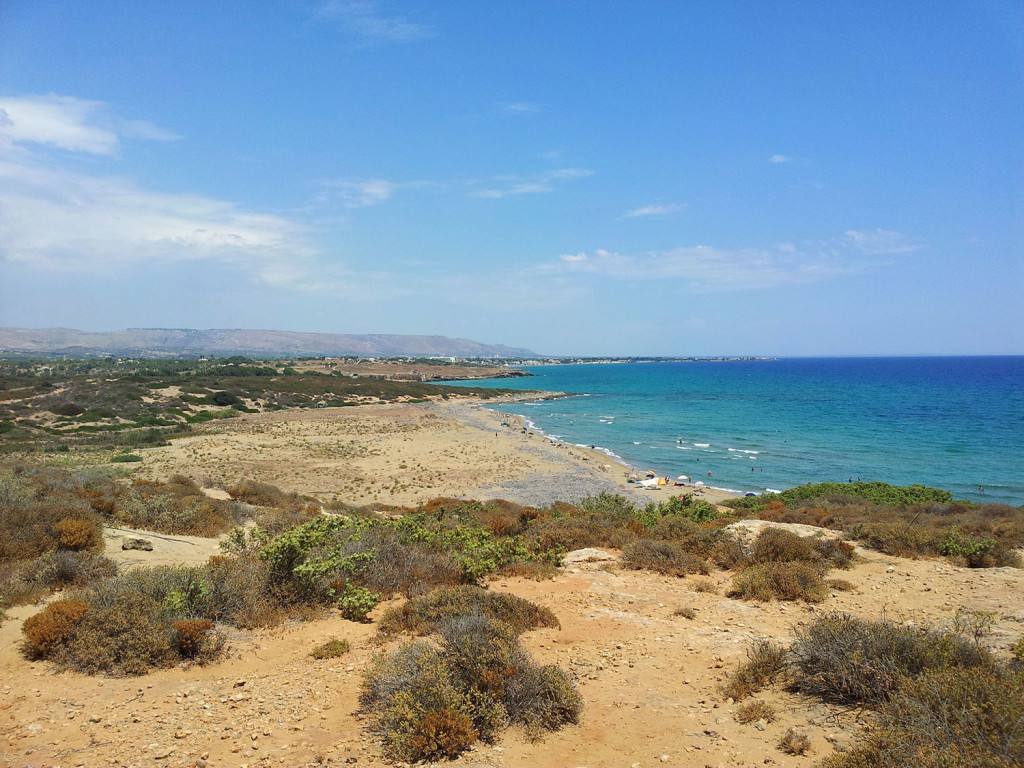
(843, 228), (920, 255)
(540, 231), (919, 291)
(768, 154), (791, 164)
(472, 168), (593, 199)
(316, 1), (434, 42)
(501, 102), (540, 114)
(623, 202), (686, 218)
(317, 178), (396, 208)
(0, 158), (321, 288)
(0, 94), (179, 155)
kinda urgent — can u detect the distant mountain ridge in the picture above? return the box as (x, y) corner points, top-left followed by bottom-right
(0, 327), (537, 359)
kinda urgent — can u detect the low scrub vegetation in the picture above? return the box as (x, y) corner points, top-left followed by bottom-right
(724, 612), (1023, 767)
(622, 538), (711, 576)
(725, 481), (1024, 569)
(311, 638), (351, 659)
(0, 357), (521, 453)
(728, 561), (829, 603)
(722, 639), (788, 701)
(362, 596), (580, 762)
(734, 699), (776, 724)
(378, 585), (559, 637)
(789, 612), (993, 705)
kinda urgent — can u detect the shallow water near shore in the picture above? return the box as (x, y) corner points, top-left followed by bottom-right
(446, 357), (1024, 505)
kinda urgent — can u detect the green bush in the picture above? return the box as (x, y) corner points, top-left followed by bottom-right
(727, 482), (953, 511)
(338, 584), (379, 621)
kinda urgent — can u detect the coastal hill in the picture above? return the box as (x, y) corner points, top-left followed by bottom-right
(0, 327), (536, 359)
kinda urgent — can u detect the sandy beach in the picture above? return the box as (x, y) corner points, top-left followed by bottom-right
(138, 399), (738, 508)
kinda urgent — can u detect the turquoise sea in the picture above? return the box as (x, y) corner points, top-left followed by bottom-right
(448, 357), (1024, 505)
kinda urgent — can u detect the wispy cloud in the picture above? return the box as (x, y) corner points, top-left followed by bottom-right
(471, 168), (593, 199)
(0, 157), (319, 285)
(623, 202), (686, 219)
(540, 231), (919, 291)
(768, 154), (791, 164)
(316, 178), (397, 208)
(843, 228), (920, 255)
(0, 94), (383, 296)
(0, 94), (180, 155)
(500, 101), (540, 114)
(315, 1), (434, 43)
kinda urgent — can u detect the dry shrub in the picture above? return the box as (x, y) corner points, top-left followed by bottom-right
(356, 537), (463, 598)
(735, 699), (776, 724)
(728, 561), (828, 602)
(472, 500), (535, 537)
(819, 667), (1024, 768)
(253, 502), (320, 535)
(779, 727), (811, 755)
(673, 606), (696, 619)
(172, 618), (214, 658)
(192, 554), (284, 628)
(311, 638), (351, 659)
(622, 538), (711, 577)
(1, 477), (99, 561)
(722, 640), (788, 701)
(361, 614), (580, 762)
(502, 559), (559, 581)
(361, 642), (484, 762)
(708, 535), (750, 569)
(406, 708), (478, 761)
(22, 599), (89, 659)
(113, 479), (242, 537)
(752, 527), (819, 563)
(228, 479), (303, 508)
(689, 577), (718, 594)
(827, 578), (855, 591)
(54, 517), (102, 551)
(378, 585), (559, 638)
(850, 522), (936, 559)
(815, 537), (856, 568)
(50, 588), (177, 676)
(789, 612), (994, 706)
(1, 551), (117, 607)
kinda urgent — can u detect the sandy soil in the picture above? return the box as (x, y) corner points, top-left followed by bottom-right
(2, 536), (1023, 768)
(134, 401), (722, 508)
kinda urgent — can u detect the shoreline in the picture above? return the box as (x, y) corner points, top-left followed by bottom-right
(459, 398), (741, 506)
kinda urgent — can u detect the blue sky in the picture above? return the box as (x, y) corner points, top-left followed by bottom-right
(0, 1), (1021, 355)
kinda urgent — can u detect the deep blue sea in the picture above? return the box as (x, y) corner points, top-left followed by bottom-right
(448, 358), (1024, 505)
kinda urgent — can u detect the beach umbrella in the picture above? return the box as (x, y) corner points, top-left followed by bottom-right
(676, 475), (689, 481)
(694, 481), (705, 488)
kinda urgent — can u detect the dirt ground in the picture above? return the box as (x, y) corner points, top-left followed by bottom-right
(3, 533), (1023, 768)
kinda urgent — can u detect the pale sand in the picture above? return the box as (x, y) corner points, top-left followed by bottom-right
(135, 399), (738, 508)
